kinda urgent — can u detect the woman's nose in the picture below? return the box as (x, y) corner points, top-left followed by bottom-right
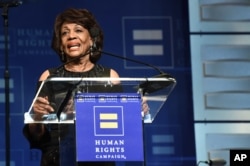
(68, 31), (76, 39)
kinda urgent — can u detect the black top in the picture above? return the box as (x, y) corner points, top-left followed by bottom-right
(49, 64), (110, 78)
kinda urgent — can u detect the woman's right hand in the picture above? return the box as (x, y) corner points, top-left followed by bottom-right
(33, 96), (54, 115)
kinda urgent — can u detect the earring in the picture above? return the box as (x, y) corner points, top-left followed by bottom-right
(61, 50), (66, 62)
(90, 45), (94, 57)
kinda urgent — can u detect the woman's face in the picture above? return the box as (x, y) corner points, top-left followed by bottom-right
(60, 23), (92, 58)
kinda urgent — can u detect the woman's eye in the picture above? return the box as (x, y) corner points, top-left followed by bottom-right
(61, 31), (68, 36)
(75, 29), (83, 33)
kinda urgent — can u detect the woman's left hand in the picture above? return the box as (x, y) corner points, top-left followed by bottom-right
(141, 97), (150, 117)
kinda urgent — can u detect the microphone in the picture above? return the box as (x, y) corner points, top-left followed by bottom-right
(89, 27), (176, 94)
(0, 1), (22, 8)
(99, 50), (176, 94)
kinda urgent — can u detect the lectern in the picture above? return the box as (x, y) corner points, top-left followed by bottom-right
(24, 76), (176, 165)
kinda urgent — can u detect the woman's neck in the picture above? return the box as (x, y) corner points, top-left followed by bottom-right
(64, 60), (94, 72)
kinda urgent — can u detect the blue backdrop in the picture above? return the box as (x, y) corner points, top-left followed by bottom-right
(0, 0), (194, 165)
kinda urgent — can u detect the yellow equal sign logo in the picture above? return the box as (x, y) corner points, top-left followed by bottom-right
(99, 113), (118, 129)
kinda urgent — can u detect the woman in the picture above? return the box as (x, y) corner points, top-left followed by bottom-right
(23, 8), (120, 166)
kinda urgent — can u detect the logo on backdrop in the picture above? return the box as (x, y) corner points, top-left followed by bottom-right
(122, 16), (174, 69)
(15, 28), (54, 56)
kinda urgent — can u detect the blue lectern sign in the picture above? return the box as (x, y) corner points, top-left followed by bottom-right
(75, 93), (144, 162)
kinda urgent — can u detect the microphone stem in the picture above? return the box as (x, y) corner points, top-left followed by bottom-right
(99, 50), (165, 74)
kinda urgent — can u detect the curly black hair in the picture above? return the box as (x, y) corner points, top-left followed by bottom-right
(51, 8), (103, 63)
